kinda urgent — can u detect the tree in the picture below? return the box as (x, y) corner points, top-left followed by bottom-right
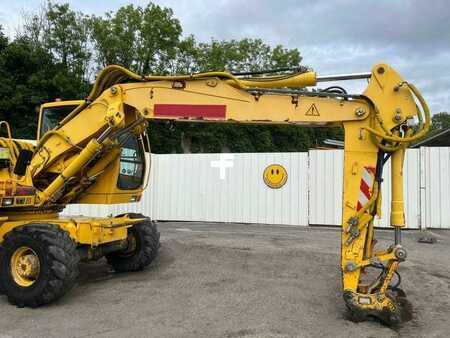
(44, 3), (91, 79)
(21, 1), (91, 82)
(178, 37), (302, 73)
(431, 112), (450, 131)
(138, 4), (182, 74)
(0, 27), (7, 51)
(19, 1), (91, 101)
(0, 33), (62, 138)
(171, 35), (200, 74)
(90, 3), (181, 74)
(89, 5), (142, 69)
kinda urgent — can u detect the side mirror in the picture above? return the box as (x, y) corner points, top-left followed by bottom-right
(14, 149), (33, 176)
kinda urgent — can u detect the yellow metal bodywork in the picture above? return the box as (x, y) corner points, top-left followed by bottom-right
(0, 214), (144, 247)
(390, 147), (406, 227)
(0, 62), (429, 321)
(225, 70), (317, 89)
(0, 126), (37, 209)
(120, 79), (364, 124)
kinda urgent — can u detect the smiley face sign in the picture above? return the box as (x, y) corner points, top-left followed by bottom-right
(263, 164), (288, 189)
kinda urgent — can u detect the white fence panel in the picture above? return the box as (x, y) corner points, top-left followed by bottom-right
(308, 149), (421, 229)
(308, 150), (343, 225)
(421, 147), (450, 229)
(151, 153), (309, 226)
(63, 204), (115, 217)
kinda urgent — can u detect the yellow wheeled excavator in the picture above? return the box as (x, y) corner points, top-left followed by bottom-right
(0, 62), (429, 325)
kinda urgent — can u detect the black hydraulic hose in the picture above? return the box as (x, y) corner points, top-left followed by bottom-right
(389, 270), (402, 290)
(375, 150), (386, 184)
(371, 150), (387, 219)
(321, 86), (348, 95)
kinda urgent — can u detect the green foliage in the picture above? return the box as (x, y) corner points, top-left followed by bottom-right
(148, 121), (344, 154)
(148, 121), (183, 153)
(0, 2), (345, 152)
(0, 2), (91, 139)
(0, 37), (59, 138)
(0, 28), (7, 51)
(90, 3), (182, 74)
(176, 37), (302, 73)
(430, 112), (450, 131)
(21, 1), (91, 84)
(172, 35), (200, 74)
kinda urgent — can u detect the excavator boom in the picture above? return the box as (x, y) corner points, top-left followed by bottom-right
(0, 63), (429, 323)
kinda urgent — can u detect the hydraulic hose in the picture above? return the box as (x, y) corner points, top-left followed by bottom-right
(364, 82), (430, 144)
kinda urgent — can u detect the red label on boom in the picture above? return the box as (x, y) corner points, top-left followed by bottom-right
(154, 104), (226, 119)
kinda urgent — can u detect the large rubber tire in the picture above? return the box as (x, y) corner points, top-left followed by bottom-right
(106, 214), (160, 272)
(0, 224), (79, 308)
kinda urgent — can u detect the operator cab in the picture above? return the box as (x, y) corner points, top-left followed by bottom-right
(116, 133), (146, 190)
(37, 100), (147, 195)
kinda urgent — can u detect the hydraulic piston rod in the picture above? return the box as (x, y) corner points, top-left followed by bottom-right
(316, 72), (372, 82)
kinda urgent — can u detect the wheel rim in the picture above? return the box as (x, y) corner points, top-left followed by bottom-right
(10, 246), (40, 287)
(118, 233), (138, 257)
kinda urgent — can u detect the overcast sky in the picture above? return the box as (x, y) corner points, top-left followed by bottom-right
(1, 0), (449, 114)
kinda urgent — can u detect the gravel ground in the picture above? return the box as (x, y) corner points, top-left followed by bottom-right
(0, 222), (449, 338)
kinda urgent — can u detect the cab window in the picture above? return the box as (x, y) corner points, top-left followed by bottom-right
(117, 134), (145, 190)
(40, 105), (78, 138)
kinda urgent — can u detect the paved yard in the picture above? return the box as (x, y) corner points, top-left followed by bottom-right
(0, 222), (449, 338)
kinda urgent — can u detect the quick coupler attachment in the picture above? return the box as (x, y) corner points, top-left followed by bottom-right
(343, 247), (412, 326)
(343, 288), (412, 326)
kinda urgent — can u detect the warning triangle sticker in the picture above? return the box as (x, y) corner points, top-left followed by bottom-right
(305, 103), (320, 116)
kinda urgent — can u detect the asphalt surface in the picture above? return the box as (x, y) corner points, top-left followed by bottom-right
(0, 222), (449, 338)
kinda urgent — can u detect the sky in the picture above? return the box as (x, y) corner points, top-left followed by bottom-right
(0, 0), (449, 114)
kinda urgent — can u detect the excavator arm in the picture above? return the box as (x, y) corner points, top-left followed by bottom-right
(0, 63), (429, 323)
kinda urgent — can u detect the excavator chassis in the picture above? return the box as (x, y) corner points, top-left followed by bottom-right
(0, 213), (160, 307)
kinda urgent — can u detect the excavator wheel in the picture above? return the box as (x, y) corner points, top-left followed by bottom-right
(0, 224), (79, 308)
(106, 214), (160, 272)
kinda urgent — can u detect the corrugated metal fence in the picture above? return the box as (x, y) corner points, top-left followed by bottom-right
(420, 147), (450, 228)
(151, 153), (308, 225)
(65, 147), (450, 229)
